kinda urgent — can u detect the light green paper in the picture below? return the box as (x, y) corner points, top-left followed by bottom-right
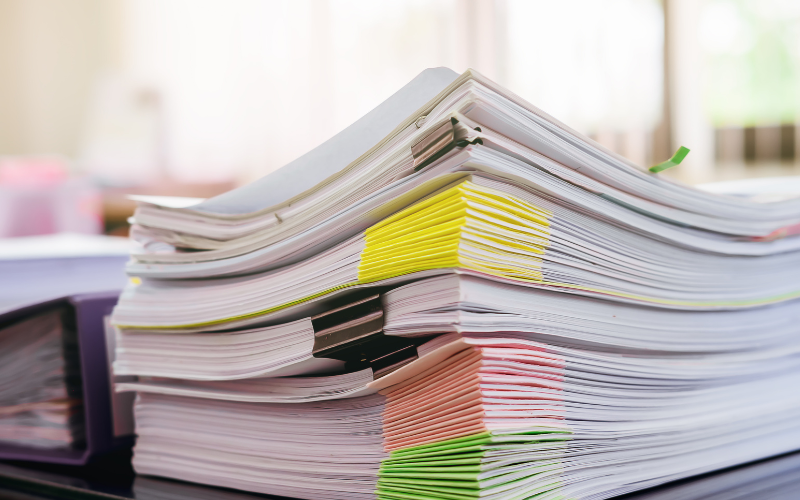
(383, 454), (486, 468)
(649, 146), (690, 173)
(389, 432), (494, 458)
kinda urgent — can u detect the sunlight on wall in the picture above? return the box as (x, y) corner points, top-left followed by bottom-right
(505, 0), (664, 135)
(81, 0), (665, 184)
(100, 0), (470, 184)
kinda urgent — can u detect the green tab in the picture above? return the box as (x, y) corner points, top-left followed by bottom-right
(378, 477), (480, 491)
(378, 483), (481, 500)
(380, 470), (480, 481)
(378, 484), (480, 500)
(649, 146), (690, 173)
(382, 453), (486, 467)
(381, 465), (483, 474)
(390, 432), (493, 458)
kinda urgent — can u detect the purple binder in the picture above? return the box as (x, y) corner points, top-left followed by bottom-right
(0, 291), (134, 465)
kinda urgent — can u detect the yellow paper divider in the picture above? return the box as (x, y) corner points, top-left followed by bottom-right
(465, 217), (550, 244)
(461, 180), (552, 215)
(367, 212), (466, 248)
(462, 192), (551, 227)
(368, 185), (470, 235)
(359, 180), (553, 284)
(363, 222), (465, 262)
(360, 245), (462, 278)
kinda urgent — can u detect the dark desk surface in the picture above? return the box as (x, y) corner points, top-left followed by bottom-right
(2, 449), (800, 500)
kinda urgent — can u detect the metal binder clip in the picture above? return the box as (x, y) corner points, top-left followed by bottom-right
(411, 116), (484, 171)
(311, 293), (421, 377)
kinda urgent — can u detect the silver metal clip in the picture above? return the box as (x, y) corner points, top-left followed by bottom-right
(411, 117), (483, 171)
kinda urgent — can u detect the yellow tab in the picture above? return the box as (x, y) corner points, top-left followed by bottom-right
(368, 185), (468, 235)
(358, 180), (553, 284)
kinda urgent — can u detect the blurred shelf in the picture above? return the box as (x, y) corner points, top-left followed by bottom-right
(102, 180), (236, 236)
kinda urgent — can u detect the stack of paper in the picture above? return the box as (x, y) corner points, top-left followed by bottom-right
(0, 307), (83, 449)
(0, 292), (133, 465)
(112, 68), (800, 499)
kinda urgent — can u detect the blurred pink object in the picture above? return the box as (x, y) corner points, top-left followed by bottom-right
(0, 158), (102, 237)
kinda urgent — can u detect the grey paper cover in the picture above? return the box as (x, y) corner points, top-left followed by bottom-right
(191, 67), (459, 215)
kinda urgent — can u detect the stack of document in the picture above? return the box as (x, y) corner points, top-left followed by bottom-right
(0, 292), (133, 465)
(112, 68), (800, 500)
(0, 307), (83, 449)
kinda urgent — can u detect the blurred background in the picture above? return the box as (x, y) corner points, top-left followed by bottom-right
(1, 0), (799, 236)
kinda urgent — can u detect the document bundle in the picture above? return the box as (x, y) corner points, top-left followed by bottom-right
(112, 68), (800, 499)
(0, 293), (133, 465)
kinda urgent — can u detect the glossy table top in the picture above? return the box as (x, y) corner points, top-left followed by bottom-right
(2, 449), (800, 500)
